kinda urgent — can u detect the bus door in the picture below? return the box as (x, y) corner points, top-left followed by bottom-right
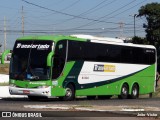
(52, 41), (67, 79)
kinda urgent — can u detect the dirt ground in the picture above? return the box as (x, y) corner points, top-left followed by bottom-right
(0, 63), (9, 74)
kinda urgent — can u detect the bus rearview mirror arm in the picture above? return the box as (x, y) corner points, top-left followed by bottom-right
(1, 50), (11, 64)
(47, 52), (54, 67)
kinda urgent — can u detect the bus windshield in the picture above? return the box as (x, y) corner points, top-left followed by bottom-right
(10, 40), (53, 81)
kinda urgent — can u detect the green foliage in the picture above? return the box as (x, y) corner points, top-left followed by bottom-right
(132, 36), (148, 44)
(138, 2), (160, 72)
(138, 2), (160, 47)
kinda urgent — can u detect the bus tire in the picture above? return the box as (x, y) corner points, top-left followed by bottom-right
(118, 83), (129, 99)
(149, 93), (153, 98)
(87, 96), (96, 100)
(28, 96), (47, 101)
(63, 84), (75, 101)
(98, 95), (112, 100)
(28, 96), (37, 101)
(129, 84), (139, 99)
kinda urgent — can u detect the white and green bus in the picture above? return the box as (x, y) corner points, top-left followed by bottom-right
(1, 35), (156, 100)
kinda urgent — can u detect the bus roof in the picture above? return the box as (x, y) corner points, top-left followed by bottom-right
(16, 35), (86, 42)
(71, 34), (124, 43)
(16, 35), (156, 49)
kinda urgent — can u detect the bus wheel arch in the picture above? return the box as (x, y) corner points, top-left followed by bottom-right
(63, 82), (75, 101)
(129, 83), (139, 99)
(118, 82), (129, 99)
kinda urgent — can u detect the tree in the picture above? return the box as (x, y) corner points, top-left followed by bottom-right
(132, 36), (148, 44)
(137, 2), (160, 48)
(138, 3), (160, 72)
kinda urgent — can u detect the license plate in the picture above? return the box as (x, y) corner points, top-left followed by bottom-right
(23, 90), (30, 94)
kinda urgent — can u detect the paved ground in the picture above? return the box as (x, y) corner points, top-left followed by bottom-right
(1, 97), (160, 109)
(0, 73), (160, 119)
(0, 97), (159, 119)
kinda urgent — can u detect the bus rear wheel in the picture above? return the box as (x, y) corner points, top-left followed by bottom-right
(63, 84), (75, 101)
(118, 84), (129, 99)
(129, 84), (139, 99)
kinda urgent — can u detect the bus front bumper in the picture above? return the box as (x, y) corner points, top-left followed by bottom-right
(9, 86), (51, 97)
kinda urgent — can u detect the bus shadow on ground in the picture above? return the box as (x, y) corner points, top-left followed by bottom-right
(1, 96), (156, 102)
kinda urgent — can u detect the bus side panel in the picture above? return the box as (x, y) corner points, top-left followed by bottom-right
(51, 60), (155, 97)
(51, 61), (76, 97)
(135, 64), (156, 95)
(76, 64), (155, 96)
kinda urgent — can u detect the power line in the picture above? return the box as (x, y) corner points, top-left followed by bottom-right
(104, 0), (147, 21)
(76, 0), (110, 16)
(30, 0), (81, 19)
(21, 0), (122, 25)
(59, 0), (137, 31)
(47, 0), (116, 26)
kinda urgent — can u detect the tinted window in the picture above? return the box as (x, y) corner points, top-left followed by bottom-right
(143, 49), (156, 64)
(52, 40), (67, 79)
(68, 41), (84, 61)
(10, 40), (53, 80)
(121, 47), (133, 63)
(67, 40), (155, 65)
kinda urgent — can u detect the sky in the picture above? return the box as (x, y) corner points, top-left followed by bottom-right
(0, 0), (160, 50)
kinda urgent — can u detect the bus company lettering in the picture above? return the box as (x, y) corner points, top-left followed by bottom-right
(93, 64), (115, 72)
(16, 43), (50, 49)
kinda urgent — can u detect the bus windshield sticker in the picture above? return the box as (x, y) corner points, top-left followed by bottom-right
(16, 43), (50, 50)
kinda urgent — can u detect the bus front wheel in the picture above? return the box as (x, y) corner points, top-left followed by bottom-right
(28, 96), (47, 101)
(63, 84), (75, 101)
(118, 84), (129, 99)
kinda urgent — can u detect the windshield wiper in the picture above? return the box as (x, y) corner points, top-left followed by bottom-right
(27, 67), (40, 80)
(30, 75), (39, 80)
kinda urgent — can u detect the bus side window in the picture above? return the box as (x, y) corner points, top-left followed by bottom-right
(121, 47), (133, 63)
(68, 41), (84, 61)
(132, 48), (143, 64)
(52, 41), (67, 79)
(143, 49), (156, 64)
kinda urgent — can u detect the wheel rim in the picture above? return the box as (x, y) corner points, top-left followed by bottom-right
(132, 87), (138, 96)
(66, 88), (72, 97)
(122, 87), (128, 95)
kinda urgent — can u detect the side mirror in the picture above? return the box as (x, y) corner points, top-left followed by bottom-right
(1, 50), (11, 64)
(47, 52), (54, 66)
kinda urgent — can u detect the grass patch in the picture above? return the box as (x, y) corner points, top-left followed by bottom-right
(0, 82), (9, 86)
(0, 63), (9, 74)
(78, 101), (93, 108)
(0, 63), (10, 67)
(153, 86), (160, 97)
(75, 105), (92, 108)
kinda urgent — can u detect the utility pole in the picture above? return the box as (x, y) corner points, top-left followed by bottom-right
(134, 14), (137, 37)
(119, 22), (124, 38)
(129, 14), (137, 37)
(22, 6), (24, 36)
(4, 16), (7, 52)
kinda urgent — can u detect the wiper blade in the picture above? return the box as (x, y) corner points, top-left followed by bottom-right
(30, 75), (39, 80)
